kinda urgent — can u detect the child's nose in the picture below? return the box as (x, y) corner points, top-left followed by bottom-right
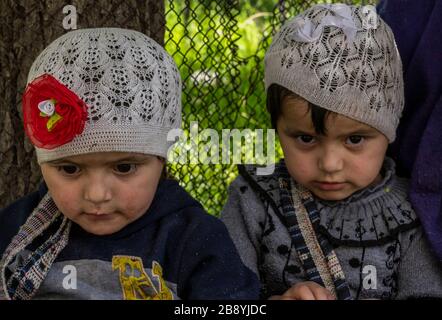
(318, 148), (344, 174)
(83, 175), (112, 204)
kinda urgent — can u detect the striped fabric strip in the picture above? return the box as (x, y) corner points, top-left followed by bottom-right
(0, 194), (71, 300)
(277, 165), (352, 300)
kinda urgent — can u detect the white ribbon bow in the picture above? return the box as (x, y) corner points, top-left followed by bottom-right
(290, 4), (376, 44)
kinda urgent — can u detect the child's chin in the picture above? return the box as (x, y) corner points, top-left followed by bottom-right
(310, 190), (353, 201)
(79, 223), (125, 236)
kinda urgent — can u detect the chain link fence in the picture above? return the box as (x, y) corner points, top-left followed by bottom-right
(165, 0), (377, 216)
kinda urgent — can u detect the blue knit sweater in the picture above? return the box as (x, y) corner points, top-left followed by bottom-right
(0, 179), (259, 300)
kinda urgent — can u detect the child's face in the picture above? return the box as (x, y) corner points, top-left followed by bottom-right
(277, 97), (389, 201)
(40, 152), (164, 235)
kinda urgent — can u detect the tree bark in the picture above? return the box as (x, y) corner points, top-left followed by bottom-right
(0, 0), (165, 208)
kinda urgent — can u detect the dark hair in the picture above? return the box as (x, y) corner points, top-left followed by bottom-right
(267, 84), (330, 135)
(156, 156), (173, 180)
(161, 165), (169, 179)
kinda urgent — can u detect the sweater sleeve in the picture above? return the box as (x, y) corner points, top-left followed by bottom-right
(0, 191), (40, 256)
(177, 212), (260, 300)
(396, 226), (442, 299)
(220, 175), (267, 278)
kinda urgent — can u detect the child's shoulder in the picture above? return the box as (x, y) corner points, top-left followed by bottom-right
(154, 178), (226, 232)
(232, 161), (283, 200)
(224, 162), (284, 221)
(0, 182), (46, 222)
(0, 182), (47, 255)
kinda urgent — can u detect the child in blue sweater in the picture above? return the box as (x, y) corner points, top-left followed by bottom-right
(0, 28), (259, 300)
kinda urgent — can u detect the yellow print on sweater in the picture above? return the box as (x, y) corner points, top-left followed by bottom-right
(112, 256), (173, 300)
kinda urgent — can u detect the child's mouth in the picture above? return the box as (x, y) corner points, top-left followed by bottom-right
(313, 181), (346, 191)
(84, 212), (114, 220)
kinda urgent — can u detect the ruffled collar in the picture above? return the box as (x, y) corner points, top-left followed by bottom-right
(314, 158), (420, 246)
(240, 158), (420, 247)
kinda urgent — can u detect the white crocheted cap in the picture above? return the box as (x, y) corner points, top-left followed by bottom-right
(27, 28), (182, 163)
(264, 4), (404, 142)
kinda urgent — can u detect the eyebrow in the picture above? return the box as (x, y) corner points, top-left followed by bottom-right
(49, 155), (151, 165)
(336, 128), (378, 137)
(284, 127), (378, 137)
(284, 128), (316, 136)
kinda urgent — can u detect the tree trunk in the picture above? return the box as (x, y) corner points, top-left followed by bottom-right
(0, 0), (165, 208)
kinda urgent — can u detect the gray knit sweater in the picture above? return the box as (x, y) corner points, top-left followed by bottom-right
(221, 158), (442, 299)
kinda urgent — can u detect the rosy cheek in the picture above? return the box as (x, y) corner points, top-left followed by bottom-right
(288, 154), (313, 173)
(51, 190), (78, 216)
(121, 194), (138, 213)
(285, 166), (305, 185)
(121, 188), (155, 217)
(351, 162), (378, 186)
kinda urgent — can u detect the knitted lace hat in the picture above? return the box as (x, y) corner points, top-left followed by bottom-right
(264, 4), (404, 142)
(23, 28), (182, 164)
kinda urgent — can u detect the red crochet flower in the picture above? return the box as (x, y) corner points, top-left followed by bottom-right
(22, 74), (88, 149)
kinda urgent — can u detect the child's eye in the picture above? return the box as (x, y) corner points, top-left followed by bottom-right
(58, 165), (80, 175)
(296, 135), (316, 144)
(114, 163), (137, 174)
(346, 135), (365, 146)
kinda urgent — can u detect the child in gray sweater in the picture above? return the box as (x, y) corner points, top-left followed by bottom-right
(221, 4), (442, 300)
